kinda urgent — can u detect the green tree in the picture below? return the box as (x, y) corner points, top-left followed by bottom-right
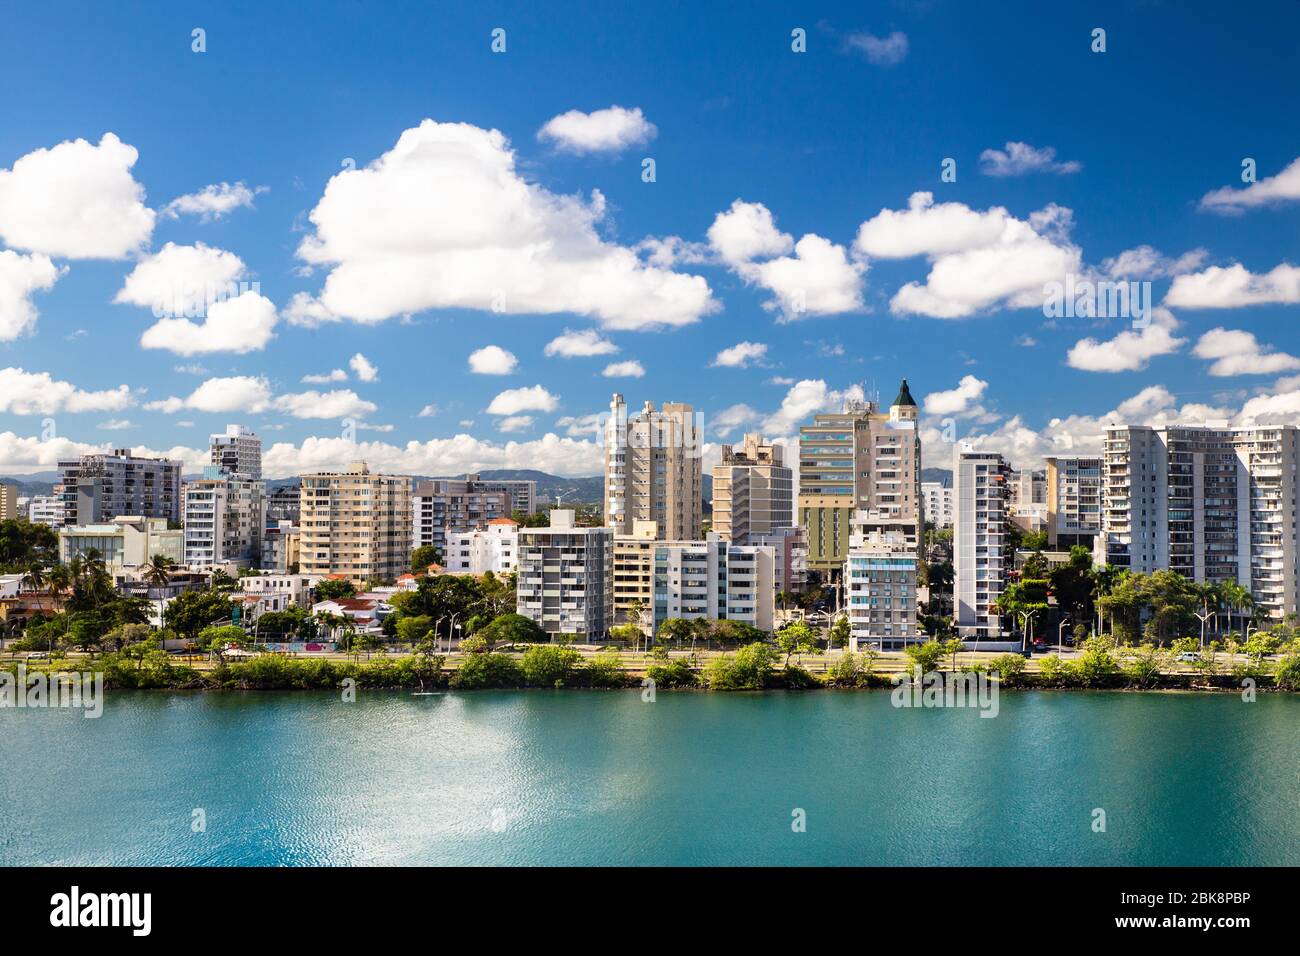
(394, 614), (434, 645)
(828, 615), (851, 649)
(314, 578), (356, 601)
(164, 590), (236, 640)
(656, 617), (691, 650)
(410, 545), (441, 571)
(199, 624), (246, 662)
(904, 639), (945, 674)
(703, 642), (778, 690)
(774, 620), (819, 665)
(988, 653), (1027, 686)
(476, 612), (546, 646)
(521, 644), (582, 686)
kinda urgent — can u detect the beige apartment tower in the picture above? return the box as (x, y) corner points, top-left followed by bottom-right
(797, 380), (922, 580)
(0, 484), (17, 522)
(711, 433), (793, 544)
(299, 462), (412, 586)
(604, 394), (702, 540)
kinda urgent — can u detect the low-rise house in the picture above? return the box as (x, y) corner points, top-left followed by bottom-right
(311, 596), (391, 635)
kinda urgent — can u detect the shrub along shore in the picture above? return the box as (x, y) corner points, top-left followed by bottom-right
(3, 636), (1299, 693)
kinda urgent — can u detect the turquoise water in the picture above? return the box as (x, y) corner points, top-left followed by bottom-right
(1, 689), (1296, 866)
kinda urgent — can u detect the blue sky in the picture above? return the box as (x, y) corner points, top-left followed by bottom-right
(1, 0), (1298, 477)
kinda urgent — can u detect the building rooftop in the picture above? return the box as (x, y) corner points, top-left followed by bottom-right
(893, 378), (917, 408)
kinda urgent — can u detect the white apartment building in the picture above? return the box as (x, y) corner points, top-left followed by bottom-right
(1099, 424), (1300, 619)
(444, 518), (518, 574)
(921, 482), (954, 529)
(711, 433), (793, 543)
(183, 468), (266, 569)
(300, 462), (413, 586)
(953, 446), (1011, 641)
(845, 531), (919, 651)
(516, 509), (614, 640)
(59, 515), (184, 569)
(604, 394), (702, 540)
(1045, 455), (1102, 548)
(210, 424), (262, 479)
(27, 492), (63, 527)
(651, 535), (775, 634)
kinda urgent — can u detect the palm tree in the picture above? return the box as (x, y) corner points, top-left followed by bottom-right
(19, 562), (46, 610)
(1220, 581), (1252, 637)
(46, 565), (71, 608)
(142, 553), (176, 598)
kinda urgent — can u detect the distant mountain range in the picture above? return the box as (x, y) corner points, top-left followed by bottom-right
(5, 467), (945, 504)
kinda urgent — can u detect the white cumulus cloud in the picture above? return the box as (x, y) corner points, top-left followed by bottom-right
(1199, 157), (1300, 214)
(979, 142), (1081, 177)
(162, 181), (265, 221)
(602, 360), (644, 378)
(349, 352), (378, 382)
(537, 105), (657, 154)
(1192, 327), (1300, 376)
(0, 132), (154, 259)
(711, 341), (768, 368)
(0, 250), (62, 341)
(544, 328), (618, 357)
(1164, 262), (1300, 309)
(0, 367), (133, 415)
(293, 119), (715, 330)
(468, 345), (518, 375)
(1066, 307), (1186, 372)
(486, 385), (559, 415)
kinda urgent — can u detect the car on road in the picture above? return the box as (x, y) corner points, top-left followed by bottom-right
(1176, 652), (1200, 663)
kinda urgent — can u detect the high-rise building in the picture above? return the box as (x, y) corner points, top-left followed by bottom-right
(267, 485), (301, 526)
(1045, 455), (1102, 548)
(444, 518), (519, 574)
(516, 509), (613, 639)
(711, 433), (793, 544)
(474, 477), (538, 516)
(613, 519), (667, 625)
(0, 484), (17, 521)
(1099, 424), (1300, 619)
(183, 467), (266, 569)
(300, 462), (412, 585)
(650, 536), (775, 634)
(604, 394), (702, 540)
(921, 482), (954, 529)
(411, 477), (513, 556)
(953, 446), (1011, 640)
(57, 449), (183, 526)
(845, 531), (919, 651)
(797, 380), (921, 580)
(210, 424), (261, 479)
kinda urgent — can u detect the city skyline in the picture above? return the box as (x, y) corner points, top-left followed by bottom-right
(2, 3), (1299, 481)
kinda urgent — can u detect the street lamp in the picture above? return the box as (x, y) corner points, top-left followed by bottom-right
(1194, 605), (1213, 651)
(1057, 617), (1070, 656)
(1017, 609), (1038, 653)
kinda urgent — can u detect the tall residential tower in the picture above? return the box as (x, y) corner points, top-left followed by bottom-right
(603, 394), (702, 540)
